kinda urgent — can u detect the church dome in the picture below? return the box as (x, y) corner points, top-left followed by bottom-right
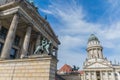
(88, 34), (99, 42)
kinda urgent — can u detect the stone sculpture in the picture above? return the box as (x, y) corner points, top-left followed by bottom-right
(34, 38), (52, 55)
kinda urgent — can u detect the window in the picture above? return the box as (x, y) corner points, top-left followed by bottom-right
(0, 27), (8, 40)
(108, 73), (111, 75)
(13, 35), (20, 46)
(91, 72), (94, 75)
(96, 71), (100, 76)
(119, 72), (120, 74)
(10, 48), (17, 59)
(0, 43), (3, 54)
(115, 73), (117, 76)
(86, 73), (88, 75)
(102, 72), (105, 75)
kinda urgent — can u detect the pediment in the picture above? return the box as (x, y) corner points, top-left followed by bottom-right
(86, 62), (111, 69)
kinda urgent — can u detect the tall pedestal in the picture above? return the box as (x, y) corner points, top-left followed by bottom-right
(0, 55), (58, 80)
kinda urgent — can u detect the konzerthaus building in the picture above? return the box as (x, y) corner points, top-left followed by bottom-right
(0, 0), (60, 80)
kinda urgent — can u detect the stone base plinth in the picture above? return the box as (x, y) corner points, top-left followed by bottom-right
(0, 55), (57, 80)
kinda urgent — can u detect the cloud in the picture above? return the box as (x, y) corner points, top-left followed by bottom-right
(37, 0), (120, 69)
(39, 8), (53, 14)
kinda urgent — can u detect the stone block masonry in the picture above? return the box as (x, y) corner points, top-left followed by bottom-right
(0, 55), (57, 80)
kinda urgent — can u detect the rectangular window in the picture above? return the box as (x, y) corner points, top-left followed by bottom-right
(108, 73), (111, 75)
(0, 27), (8, 40)
(91, 72), (94, 75)
(10, 48), (17, 59)
(13, 35), (20, 46)
(0, 43), (3, 55)
(102, 73), (105, 75)
(86, 73), (88, 75)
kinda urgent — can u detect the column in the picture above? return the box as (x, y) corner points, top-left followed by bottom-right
(95, 71), (97, 80)
(106, 71), (109, 80)
(84, 71), (86, 80)
(112, 71), (115, 80)
(35, 35), (41, 48)
(1, 14), (19, 59)
(90, 71), (92, 80)
(20, 26), (32, 58)
(100, 71), (103, 80)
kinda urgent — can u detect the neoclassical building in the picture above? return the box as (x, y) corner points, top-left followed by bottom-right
(83, 34), (120, 80)
(0, 0), (60, 80)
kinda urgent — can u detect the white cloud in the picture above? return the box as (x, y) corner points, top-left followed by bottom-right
(39, 0), (120, 69)
(39, 8), (53, 14)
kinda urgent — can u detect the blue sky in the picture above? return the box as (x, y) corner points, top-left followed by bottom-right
(34, 0), (120, 69)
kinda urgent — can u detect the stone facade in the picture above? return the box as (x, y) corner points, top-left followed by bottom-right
(0, 55), (57, 80)
(0, 0), (60, 80)
(83, 34), (120, 80)
(60, 74), (81, 80)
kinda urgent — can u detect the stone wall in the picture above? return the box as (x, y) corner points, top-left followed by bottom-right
(61, 74), (81, 80)
(0, 55), (57, 80)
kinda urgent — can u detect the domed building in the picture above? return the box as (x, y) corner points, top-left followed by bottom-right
(83, 34), (120, 80)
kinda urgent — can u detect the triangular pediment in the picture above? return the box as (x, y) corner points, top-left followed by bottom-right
(85, 62), (111, 69)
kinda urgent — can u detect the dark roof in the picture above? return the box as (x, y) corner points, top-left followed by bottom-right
(88, 34), (99, 42)
(55, 74), (65, 80)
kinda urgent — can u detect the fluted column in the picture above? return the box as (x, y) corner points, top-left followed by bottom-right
(90, 71), (92, 80)
(106, 71), (109, 80)
(84, 72), (86, 80)
(20, 26), (32, 58)
(1, 14), (19, 59)
(95, 71), (97, 80)
(100, 71), (103, 80)
(112, 71), (115, 80)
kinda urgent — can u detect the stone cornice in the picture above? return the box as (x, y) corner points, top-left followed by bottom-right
(0, 6), (19, 16)
(0, 1), (60, 48)
(0, 55), (57, 63)
(18, 7), (59, 48)
(83, 68), (114, 71)
(22, 1), (60, 45)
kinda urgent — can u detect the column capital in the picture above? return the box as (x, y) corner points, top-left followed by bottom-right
(12, 12), (20, 18)
(26, 23), (33, 27)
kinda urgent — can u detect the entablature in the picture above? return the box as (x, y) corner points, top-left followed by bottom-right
(0, 0), (60, 48)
